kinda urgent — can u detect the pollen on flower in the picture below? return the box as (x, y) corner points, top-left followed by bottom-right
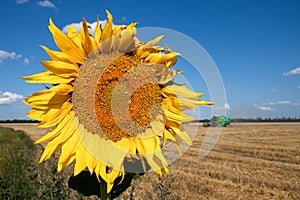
(73, 51), (164, 142)
(129, 83), (163, 127)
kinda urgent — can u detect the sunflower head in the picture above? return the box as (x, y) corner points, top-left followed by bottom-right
(23, 10), (213, 194)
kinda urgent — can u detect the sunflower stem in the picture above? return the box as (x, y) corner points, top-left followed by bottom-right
(100, 178), (112, 200)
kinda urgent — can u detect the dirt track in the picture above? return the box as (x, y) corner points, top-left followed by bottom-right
(0, 123), (49, 141)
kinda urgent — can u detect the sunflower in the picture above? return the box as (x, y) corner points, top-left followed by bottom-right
(23, 10), (213, 194)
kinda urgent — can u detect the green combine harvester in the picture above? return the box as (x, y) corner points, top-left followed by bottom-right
(203, 116), (231, 127)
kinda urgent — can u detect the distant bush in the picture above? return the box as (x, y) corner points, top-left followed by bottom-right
(0, 127), (81, 199)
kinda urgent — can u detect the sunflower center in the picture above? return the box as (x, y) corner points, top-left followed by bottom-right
(73, 51), (163, 142)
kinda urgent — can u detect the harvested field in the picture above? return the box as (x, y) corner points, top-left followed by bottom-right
(0, 122), (299, 199)
(0, 123), (48, 141)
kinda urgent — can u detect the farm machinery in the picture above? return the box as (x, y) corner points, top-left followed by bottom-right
(203, 116), (231, 127)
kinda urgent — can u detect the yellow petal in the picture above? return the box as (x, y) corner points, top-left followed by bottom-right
(142, 35), (165, 48)
(117, 137), (136, 155)
(35, 111), (75, 144)
(137, 35), (165, 57)
(166, 121), (192, 145)
(26, 97), (70, 111)
(85, 149), (97, 173)
(39, 116), (75, 162)
(28, 108), (47, 121)
(162, 85), (204, 98)
(139, 48), (161, 59)
(150, 120), (165, 136)
(164, 46), (178, 67)
(40, 60), (78, 78)
(170, 97), (214, 110)
(143, 153), (167, 175)
(22, 71), (73, 84)
(135, 136), (160, 154)
(58, 133), (80, 171)
(58, 154), (76, 172)
(94, 17), (102, 46)
(27, 84), (72, 98)
(111, 25), (128, 51)
(39, 143), (62, 163)
(163, 128), (176, 142)
(106, 169), (121, 192)
(158, 70), (182, 85)
(117, 23), (137, 51)
(74, 143), (87, 176)
(165, 111), (196, 123)
(101, 10), (113, 52)
(24, 90), (70, 109)
(112, 25), (125, 35)
(39, 134), (73, 162)
(80, 18), (93, 54)
(125, 22), (138, 34)
(149, 53), (164, 63)
(48, 18), (85, 64)
(134, 135), (168, 173)
(90, 35), (97, 50)
(24, 91), (55, 105)
(40, 45), (76, 64)
(96, 162), (107, 183)
(68, 24), (84, 53)
(119, 29), (135, 52)
(162, 52), (180, 67)
(107, 182), (114, 194)
(49, 84), (73, 95)
(37, 101), (72, 128)
(146, 51), (180, 66)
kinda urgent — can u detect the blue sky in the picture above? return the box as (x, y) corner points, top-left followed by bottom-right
(0, 0), (299, 120)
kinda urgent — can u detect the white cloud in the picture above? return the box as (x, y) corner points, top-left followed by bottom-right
(0, 91), (24, 105)
(24, 58), (29, 65)
(37, 0), (55, 8)
(278, 100), (290, 104)
(225, 102), (230, 110)
(16, 0), (29, 4)
(257, 106), (276, 111)
(260, 101), (291, 106)
(283, 67), (300, 76)
(62, 20), (108, 35)
(254, 100), (292, 111)
(264, 102), (275, 106)
(0, 50), (22, 65)
(298, 86), (300, 89)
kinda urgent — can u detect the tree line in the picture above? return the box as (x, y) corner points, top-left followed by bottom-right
(197, 116), (300, 123)
(0, 119), (39, 123)
(231, 117), (300, 122)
